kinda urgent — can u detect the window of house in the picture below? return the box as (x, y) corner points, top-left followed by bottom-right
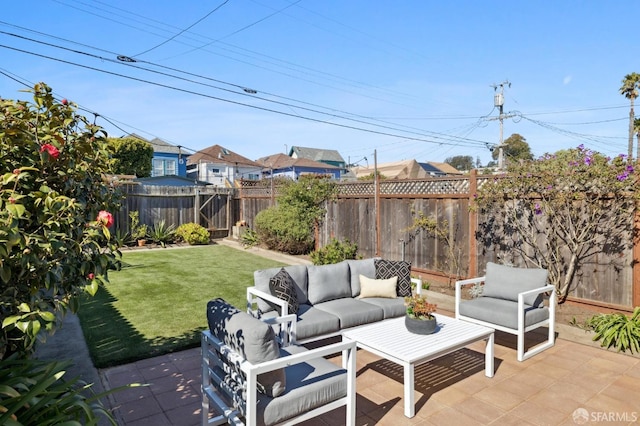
(152, 159), (177, 177)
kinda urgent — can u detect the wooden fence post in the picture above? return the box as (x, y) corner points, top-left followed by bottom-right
(468, 169), (478, 279)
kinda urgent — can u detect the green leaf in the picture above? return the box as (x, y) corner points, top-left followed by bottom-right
(2, 315), (20, 328)
(5, 204), (26, 218)
(17, 303), (31, 313)
(0, 266), (10, 283)
(38, 311), (55, 322)
(85, 280), (99, 297)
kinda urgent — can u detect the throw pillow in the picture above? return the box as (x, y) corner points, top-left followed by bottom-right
(357, 275), (398, 298)
(375, 259), (412, 297)
(269, 268), (299, 314)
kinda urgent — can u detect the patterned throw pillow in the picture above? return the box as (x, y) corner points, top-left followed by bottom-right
(375, 259), (412, 297)
(269, 268), (299, 314)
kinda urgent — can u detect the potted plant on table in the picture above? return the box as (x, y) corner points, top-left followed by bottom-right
(404, 295), (438, 335)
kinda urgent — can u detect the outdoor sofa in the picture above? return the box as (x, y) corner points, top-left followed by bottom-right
(246, 258), (422, 344)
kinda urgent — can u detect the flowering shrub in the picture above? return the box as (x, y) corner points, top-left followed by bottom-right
(475, 145), (639, 301)
(0, 83), (121, 358)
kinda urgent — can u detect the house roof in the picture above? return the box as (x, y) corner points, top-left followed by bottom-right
(352, 159), (429, 179)
(426, 162), (463, 175)
(187, 145), (262, 167)
(256, 153), (340, 170)
(133, 175), (211, 186)
(289, 146), (345, 163)
(129, 134), (185, 155)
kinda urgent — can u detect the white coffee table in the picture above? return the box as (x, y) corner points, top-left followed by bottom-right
(342, 314), (494, 418)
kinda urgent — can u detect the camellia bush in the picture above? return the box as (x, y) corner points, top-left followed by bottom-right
(475, 145), (639, 302)
(0, 83), (122, 358)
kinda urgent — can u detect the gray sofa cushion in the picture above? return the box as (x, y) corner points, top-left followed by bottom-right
(483, 262), (548, 307)
(269, 268), (299, 314)
(257, 344), (347, 426)
(206, 298), (285, 397)
(346, 258), (376, 297)
(359, 297), (406, 319)
(375, 259), (412, 297)
(295, 304), (341, 341)
(254, 265), (309, 313)
(307, 262), (351, 305)
(313, 298), (384, 329)
(459, 296), (550, 330)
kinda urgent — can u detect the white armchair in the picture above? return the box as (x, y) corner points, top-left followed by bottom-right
(455, 262), (556, 362)
(202, 298), (357, 426)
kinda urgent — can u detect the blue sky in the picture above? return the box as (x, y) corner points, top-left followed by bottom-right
(1, 1), (638, 166)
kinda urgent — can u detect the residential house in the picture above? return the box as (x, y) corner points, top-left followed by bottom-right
(257, 153), (341, 180)
(130, 134), (189, 178)
(289, 146), (346, 175)
(187, 145), (262, 187)
(419, 162), (463, 176)
(352, 159), (430, 179)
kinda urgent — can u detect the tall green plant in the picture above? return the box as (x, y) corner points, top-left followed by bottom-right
(255, 175), (336, 254)
(475, 145), (639, 302)
(107, 136), (153, 177)
(0, 83), (122, 358)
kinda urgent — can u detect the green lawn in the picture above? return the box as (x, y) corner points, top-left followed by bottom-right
(77, 244), (286, 368)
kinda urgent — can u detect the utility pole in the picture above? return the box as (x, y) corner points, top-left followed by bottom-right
(488, 81), (516, 170)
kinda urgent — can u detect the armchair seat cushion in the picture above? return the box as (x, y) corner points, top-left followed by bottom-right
(459, 296), (550, 330)
(257, 345), (348, 426)
(313, 298), (384, 329)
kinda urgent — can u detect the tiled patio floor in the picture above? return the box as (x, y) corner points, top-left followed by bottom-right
(101, 315), (640, 426)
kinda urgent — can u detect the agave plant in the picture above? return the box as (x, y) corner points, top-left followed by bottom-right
(147, 220), (177, 247)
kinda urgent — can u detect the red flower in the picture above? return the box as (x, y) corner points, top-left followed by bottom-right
(88, 273), (95, 280)
(40, 143), (60, 159)
(97, 210), (114, 228)
(13, 169), (20, 175)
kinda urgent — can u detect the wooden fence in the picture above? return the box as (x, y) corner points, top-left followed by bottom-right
(113, 174), (639, 310)
(114, 184), (234, 238)
(237, 172), (639, 310)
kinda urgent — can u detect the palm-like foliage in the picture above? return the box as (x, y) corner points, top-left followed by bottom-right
(619, 72), (640, 160)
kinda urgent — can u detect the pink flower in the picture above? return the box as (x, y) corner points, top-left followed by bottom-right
(40, 143), (60, 159)
(88, 273), (95, 280)
(97, 210), (114, 228)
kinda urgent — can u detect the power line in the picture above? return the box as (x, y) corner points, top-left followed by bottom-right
(0, 30), (494, 147)
(132, 0), (230, 57)
(0, 44), (490, 149)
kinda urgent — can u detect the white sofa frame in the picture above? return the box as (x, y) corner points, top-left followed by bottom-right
(201, 314), (357, 426)
(246, 278), (423, 345)
(455, 277), (556, 362)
